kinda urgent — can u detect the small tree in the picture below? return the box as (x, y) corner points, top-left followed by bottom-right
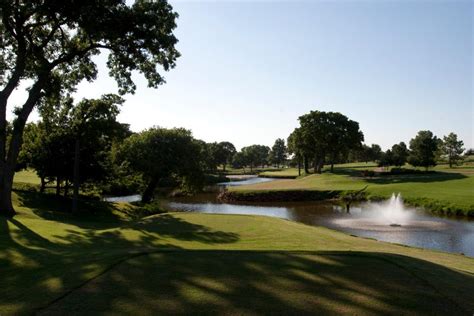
(232, 151), (249, 172)
(408, 131), (439, 170)
(378, 150), (393, 169)
(269, 138), (287, 168)
(442, 133), (464, 168)
(370, 144), (383, 163)
(391, 142), (409, 167)
(214, 142), (236, 172)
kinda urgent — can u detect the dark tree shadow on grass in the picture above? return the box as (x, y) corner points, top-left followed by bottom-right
(0, 213), (239, 315)
(331, 168), (467, 185)
(39, 250), (474, 315)
(14, 191), (152, 229)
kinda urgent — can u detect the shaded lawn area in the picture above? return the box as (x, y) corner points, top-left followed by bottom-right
(1, 192), (474, 314)
(40, 251), (473, 316)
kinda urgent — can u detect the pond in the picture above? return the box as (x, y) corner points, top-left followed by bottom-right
(106, 177), (474, 257)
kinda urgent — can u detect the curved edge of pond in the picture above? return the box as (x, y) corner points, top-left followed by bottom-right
(218, 189), (342, 202)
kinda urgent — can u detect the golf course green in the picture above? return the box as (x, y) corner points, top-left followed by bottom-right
(1, 190), (474, 315)
(231, 163), (474, 216)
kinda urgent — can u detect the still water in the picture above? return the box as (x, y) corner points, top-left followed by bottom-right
(167, 177), (474, 257)
(106, 177), (474, 257)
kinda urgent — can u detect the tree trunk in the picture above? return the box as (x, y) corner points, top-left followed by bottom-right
(72, 138), (80, 213)
(56, 177), (61, 196)
(64, 181), (70, 197)
(318, 159), (324, 174)
(297, 158), (301, 176)
(40, 177), (46, 193)
(0, 74), (46, 216)
(304, 156), (309, 174)
(141, 178), (158, 204)
(331, 163), (334, 173)
(223, 164), (226, 172)
(0, 164), (15, 217)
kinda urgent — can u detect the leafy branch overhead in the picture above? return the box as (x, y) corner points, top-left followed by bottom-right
(0, 0), (180, 215)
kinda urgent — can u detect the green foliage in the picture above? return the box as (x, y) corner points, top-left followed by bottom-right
(378, 149), (393, 167)
(19, 95), (126, 194)
(237, 145), (271, 171)
(296, 110), (364, 172)
(232, 151), (249, 170)
(441, 132), (464, 168)
(1, 0), (180, 96)
(269, 138), (287, 167)
(0, 0), (180, 214)
(408, 130), (439, 170)
(391, 142), (409, 167)
(214, 141), (236, 171)
(370, 144), (383, 162)
(116, 127), (204, 203)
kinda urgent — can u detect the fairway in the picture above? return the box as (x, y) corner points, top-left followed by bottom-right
(233, 165), (474, 215)
(2, 193), (474, 315)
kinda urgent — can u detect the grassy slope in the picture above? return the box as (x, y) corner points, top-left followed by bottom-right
(1, 192), (474, 314)
(234, 163), (474, 214)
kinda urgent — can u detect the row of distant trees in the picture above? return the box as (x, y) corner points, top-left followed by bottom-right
(16, 95), (286, 204)
(17, 102), (469, 205)
(350, 131), (466, 170)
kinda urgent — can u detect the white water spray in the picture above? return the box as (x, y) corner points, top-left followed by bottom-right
(379, 193), (412, 226)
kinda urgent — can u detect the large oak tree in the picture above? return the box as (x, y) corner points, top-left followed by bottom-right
(0, 0), (179, 215)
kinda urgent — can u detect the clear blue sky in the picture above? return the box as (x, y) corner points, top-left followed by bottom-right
(15, 0), (473, 150)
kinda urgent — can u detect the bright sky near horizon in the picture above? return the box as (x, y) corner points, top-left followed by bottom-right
(8, 0), (474, 150)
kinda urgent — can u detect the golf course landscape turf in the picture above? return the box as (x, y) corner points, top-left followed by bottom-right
(231, 163), (474, 216)
(1, 189), (474, 315)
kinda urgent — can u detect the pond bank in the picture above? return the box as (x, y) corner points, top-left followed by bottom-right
(218, 189), (342, 202)
(218, 188), (474, 217)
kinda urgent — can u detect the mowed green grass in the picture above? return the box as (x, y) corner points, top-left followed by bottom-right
(2, 191), (474, 315)
(236, 163), (474, 214)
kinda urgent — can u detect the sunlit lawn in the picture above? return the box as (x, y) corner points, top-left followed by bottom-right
(237, 162), (474, 215)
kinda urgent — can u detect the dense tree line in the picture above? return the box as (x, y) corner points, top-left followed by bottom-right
(347, 131), (465, 170)
(15, 104), (469, 207)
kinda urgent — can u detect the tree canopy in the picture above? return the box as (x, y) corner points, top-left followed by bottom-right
(391, 142), (409, 167)
(213, 141), (236, 171)
(117, 127), (203, 203)
(442, 132), (464, 168)
(269, 138), (287, 168)
(19, 95), (126, 198)
(408, 130), (439, 170)
(0, 0), (180, 215)
(297, 111), (364, 173)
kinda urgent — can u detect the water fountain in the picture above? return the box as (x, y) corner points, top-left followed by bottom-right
(380, 193), (411, 227)
(332, 193), (447, 231)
